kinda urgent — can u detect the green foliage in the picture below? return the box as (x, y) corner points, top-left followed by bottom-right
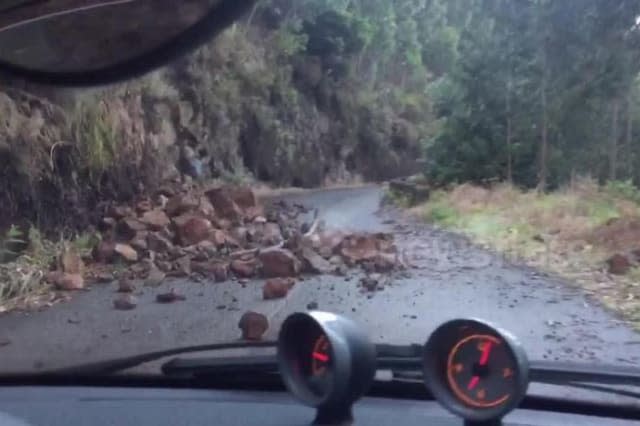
(605, 180), (640, 204)
(425, 0), (640, 190)
(274, 26), (309, 58)
(73, 102), (119, 183)
(304, 10), (368, 58)
(0, 225), (25, 262)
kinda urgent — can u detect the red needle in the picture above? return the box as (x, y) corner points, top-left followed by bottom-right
(479, 341), (493, 366)
(312, 352), (329, 362)
(467, 376), (480, 390)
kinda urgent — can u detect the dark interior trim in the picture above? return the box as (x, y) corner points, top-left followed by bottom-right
(0, 374), (638, 421)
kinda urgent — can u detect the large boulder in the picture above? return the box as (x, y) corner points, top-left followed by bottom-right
(165, 193), (199, 217)
(205, 186), (243, 221)
(259, 248), (301, 278)
(175, 216), (212, 246)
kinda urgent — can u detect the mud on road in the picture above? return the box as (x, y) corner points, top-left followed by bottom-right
(0, 186), (638, 378)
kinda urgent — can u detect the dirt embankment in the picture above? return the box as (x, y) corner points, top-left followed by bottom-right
(0, 12), (424, 236)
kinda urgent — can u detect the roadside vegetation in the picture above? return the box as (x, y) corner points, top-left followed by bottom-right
(409, 179), (640, 329)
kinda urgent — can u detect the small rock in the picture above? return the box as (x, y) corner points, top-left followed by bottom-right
(259, 222), (283, 245)
(94, 272), (114, 283)
(173, 256), (192, 277)
(607, 253), (631, 275)
(192, 261), (229, 282)
(99, 217), (117, 232)
(158, 194), (169, 209)
(156, 260), (173, 273)
(93, 241), (117, 263)
(210, 229), (234, 248)
(259, 248), (301, 278)
(239, 278), (249, 285)
(147, 232), (173, 253)
(130, 232), (149, 251)
(307, 301), (319, 310)
(136, 199), (153, 214)
(165, 193), (199, 217)
(231, 227), (249, 244)
(113, 243), (138, 263)
(113, 295), (137, 310)
(117, 278), (136, 293)
(373, 253), (397, 272)
(335, 264), (349, 276)
(301, 247), (334, 274)
(238, 311), (269, 340)
(107, 205), (132, 220)
(156, 289), (187, 303)
(360, 275), (379, 292)
(196, 240), (218, 258)
(67, 317), (81, 324)
(263, 277), (295, 300)
(53, 273), (85, 291)
(230, 258), (258, 278)
(532, 234), (545, 243)
(117, 217), (148, 240)
(144, 264), (166, 287)
(139, 209), (170, 231)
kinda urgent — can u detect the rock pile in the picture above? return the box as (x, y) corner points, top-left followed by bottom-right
(43, 184), (405, 340)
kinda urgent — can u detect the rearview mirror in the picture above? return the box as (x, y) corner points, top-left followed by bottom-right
(0, 0), (256, 86)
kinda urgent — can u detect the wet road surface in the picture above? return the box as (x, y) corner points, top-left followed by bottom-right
(0, 186), (638, 381)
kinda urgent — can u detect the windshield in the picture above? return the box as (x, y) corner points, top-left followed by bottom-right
(0, 0), (639, 382)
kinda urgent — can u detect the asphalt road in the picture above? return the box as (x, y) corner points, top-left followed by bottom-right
(1, 186), (639, 386)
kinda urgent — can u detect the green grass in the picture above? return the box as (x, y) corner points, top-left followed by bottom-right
(408, 182), (640, 328)
(72, 102), (119, 183)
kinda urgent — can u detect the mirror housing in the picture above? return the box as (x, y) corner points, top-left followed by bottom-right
(0, 0), (257, 86)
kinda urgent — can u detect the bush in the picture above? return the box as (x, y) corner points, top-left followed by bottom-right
(0, 225), (25, 263)
(604, 180), (640, 204)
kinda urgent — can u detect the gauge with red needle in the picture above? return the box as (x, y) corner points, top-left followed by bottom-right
(423, 319), (529, 423)
(311, 335), (331, 376)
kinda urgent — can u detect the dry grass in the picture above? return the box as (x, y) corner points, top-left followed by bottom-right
(416, 178), (640, 328)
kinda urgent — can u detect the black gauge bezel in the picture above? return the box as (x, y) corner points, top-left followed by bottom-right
(277, 311), (376, 411)
(422, 318), (529, 422)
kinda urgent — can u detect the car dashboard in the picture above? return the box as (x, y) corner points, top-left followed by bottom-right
(0, 312), (638, 425)
(0, 386), (636, 426)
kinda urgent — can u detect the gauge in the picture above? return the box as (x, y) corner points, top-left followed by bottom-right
(278, 311), (376, 424)
(423, 319), (529, 423)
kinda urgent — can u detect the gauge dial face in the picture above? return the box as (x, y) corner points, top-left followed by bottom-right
(306, 334), (333, 396)
(446, 334), (514, 408)
(281, 319), (335, 399)
(423, 319), (529, 422)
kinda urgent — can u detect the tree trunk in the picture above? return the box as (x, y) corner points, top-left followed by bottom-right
(538, 78), (548, 192)
(506, 75), (513, 183)
(609, 98), (620, 181)
(625, 93), (633, 178)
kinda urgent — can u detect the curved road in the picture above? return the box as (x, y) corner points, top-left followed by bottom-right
(1, 186), (639, 393)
